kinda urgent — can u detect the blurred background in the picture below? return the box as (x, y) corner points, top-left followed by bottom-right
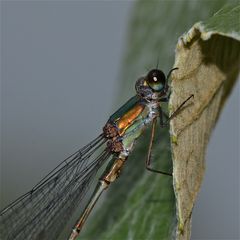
(1, 1), (239, 240)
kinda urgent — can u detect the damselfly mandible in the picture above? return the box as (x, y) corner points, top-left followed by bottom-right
(0, 68), (193, 240)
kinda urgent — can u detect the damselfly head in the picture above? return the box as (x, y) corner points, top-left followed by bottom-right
(135, 68), (178, 101)
(146, 69), (166, 92)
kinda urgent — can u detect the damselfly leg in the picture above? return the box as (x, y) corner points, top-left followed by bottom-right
(158, 94), (194, 128)
(162, 94), (194, 127)
(145, 118), (172, 176)
(146, 94), (194, 175)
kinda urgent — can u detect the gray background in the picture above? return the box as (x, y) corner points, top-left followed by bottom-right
(1, 2), (239, 239)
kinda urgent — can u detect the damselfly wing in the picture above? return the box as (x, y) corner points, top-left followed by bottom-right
(0, 135), (110, 239)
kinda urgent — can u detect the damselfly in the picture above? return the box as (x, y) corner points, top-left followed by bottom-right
(0, 68), (193, 240)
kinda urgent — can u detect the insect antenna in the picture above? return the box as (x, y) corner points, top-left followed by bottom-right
(156, 56), (160, 69)
(166, 67), (179, 81)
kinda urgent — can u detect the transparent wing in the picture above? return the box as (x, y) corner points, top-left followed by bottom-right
(0, 134), (111, 240)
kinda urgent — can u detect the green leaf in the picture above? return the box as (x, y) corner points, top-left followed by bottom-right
(198, 5), (240, 40)
(81, 2), (240, 240)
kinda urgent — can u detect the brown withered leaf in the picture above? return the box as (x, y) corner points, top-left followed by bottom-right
(170, 6), (240, 240)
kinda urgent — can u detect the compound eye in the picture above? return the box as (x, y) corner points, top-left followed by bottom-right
(146, 69), (166, 92)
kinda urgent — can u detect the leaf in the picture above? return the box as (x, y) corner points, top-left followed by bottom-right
(81, 2), (239, 240)
(170, 4), (240, 240)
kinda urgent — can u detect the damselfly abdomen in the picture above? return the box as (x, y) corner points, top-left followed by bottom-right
(0, 68), (193, 240)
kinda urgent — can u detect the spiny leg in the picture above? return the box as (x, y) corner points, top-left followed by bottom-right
(159, 94), (194, 127)
(169, 94), (194, 120)
(145, 118), (172, 176)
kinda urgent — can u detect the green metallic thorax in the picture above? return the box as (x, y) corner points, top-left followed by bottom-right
(108, 95), (157, 155)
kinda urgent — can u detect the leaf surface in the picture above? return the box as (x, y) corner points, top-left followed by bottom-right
(170, 4), (240, 239)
